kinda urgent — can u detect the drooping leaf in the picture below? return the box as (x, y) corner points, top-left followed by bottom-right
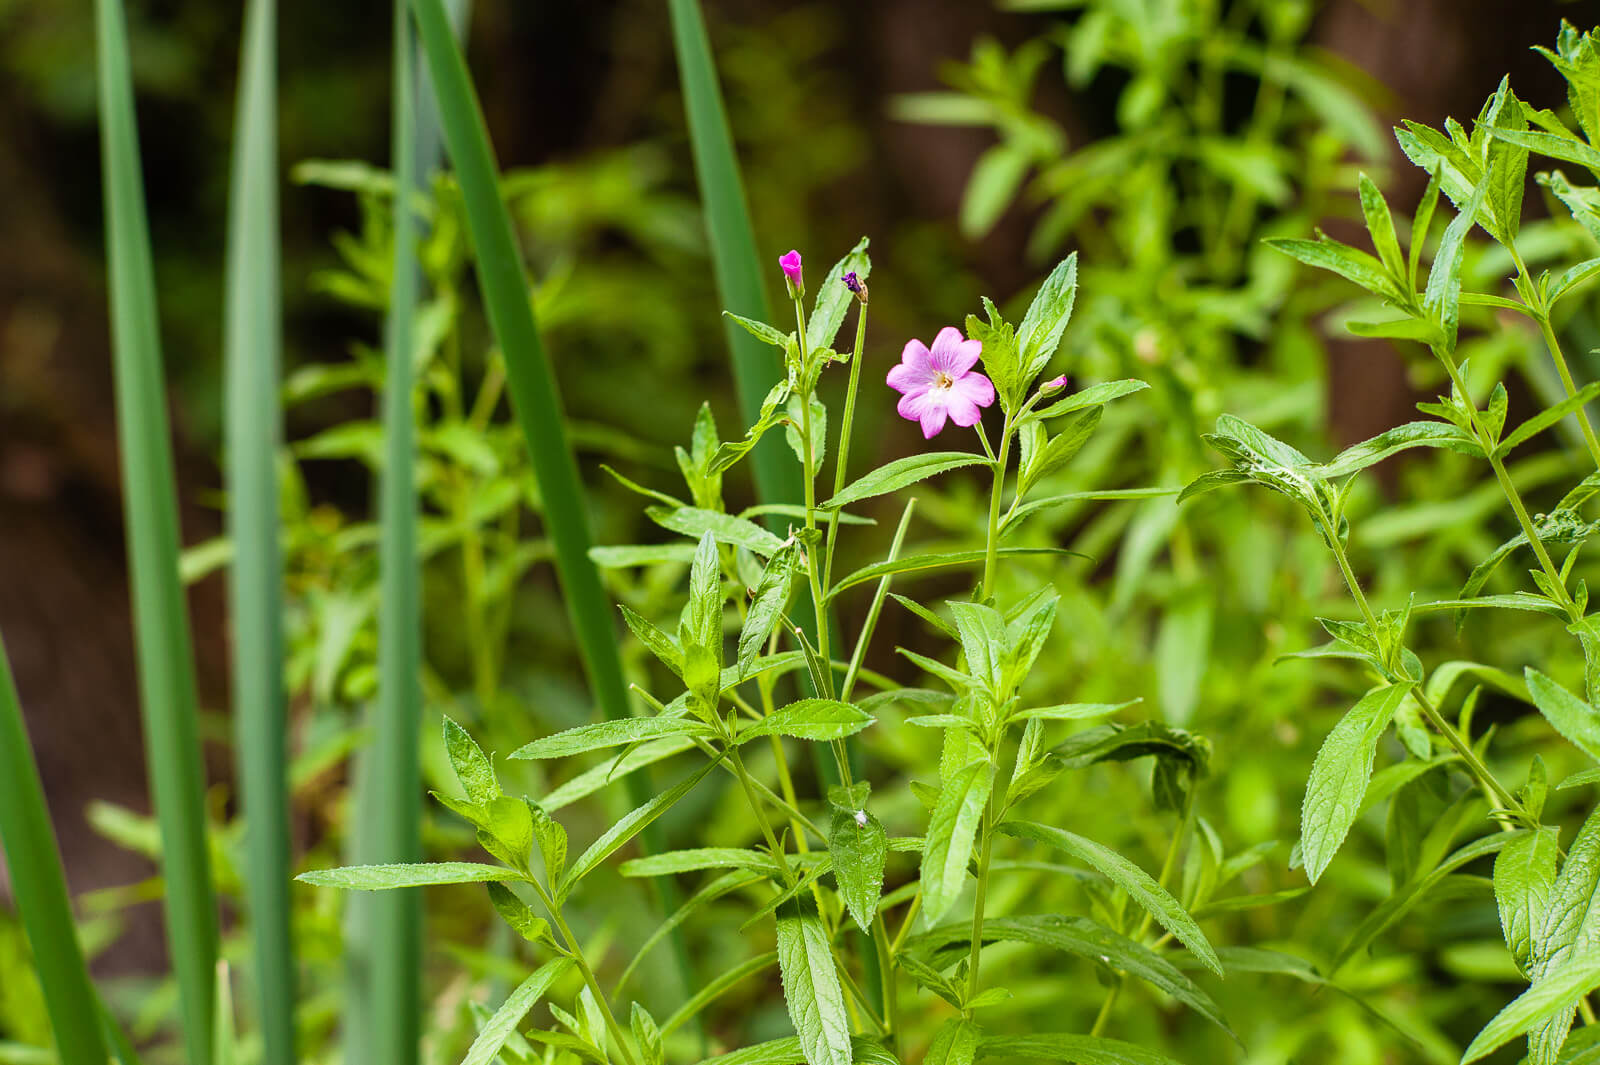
(1301, 685), (1411, 885)
(738, 700), (874, 743)
(1526, 669), (1600, 764)
(920, 758), (996, 928)
(511, 716), (716, 761)
(463, 958), (573, 1065)
(775, 903), (853, 1065)
(997, 820), (1221, 975)
(1496, 826), (1560, 975)
(559, 756), (723, 899)
(1462, 955), (1600, 1063)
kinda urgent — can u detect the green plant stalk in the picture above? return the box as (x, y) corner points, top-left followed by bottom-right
(840, 499), (916, 703)
(0, 634), (109, 1065)
(793, 292), (832, 689)
(221, 1), (295, 1060)
(822, 301), (870, 595)
(1431, 348), (1578, 620)
(980, 412), (1015, 602)
(1323, 510), (1527, 822)
(963, 801), (996, 1011)
(94, 0), (218, 1058)
(1508, 245), (1600, 471)
(666, 0), (803, 526)
(412, 0), (704, 1024)
(346, 4), (425, 1064)
(524, 878), (641, 1065)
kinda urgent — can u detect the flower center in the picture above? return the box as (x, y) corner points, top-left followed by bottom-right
(932, 370), (954, 390)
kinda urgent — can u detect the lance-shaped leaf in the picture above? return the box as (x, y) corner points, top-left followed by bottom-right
(1526, 669), (1600, 764)
(560, 756), (723, 899)
(997, 819), (1221, 975)
(463, 958), (574, 1065)
(827, 783), (887, 935)
(737, 541), (798, 678)
(1016, 253), (1079, 372)
(739, 699), (874, 743)
(776, 902), (853, 1065)
(1462, 955), (1600, 1063)
(512, 716), (716, 761)
(920, 758), (995, 927)
(298, 863), (520, 890)
(1301, 684), (1411, 885)
(807, 238), (871, 353)
(824, 452), (990, 510)
(1495, 826), (1559, 975)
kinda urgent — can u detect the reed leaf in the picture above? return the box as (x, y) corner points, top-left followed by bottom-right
(0, 633), (108, 1065)
(343, 3), (426, 1065)
(94, 0), (218, 1059)
(221, 1), (294, 1061)
(666, 0), (802, 521)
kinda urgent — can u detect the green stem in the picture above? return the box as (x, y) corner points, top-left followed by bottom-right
(963, 804), (996, 1011)
(873, 917), (899, 1048)
(823, 301), (869, 596)
(533, 885), (641, 1065)
(980, 413), (1013, 602)
(840, 500), (916, 703)
(729, 747), (797, 888)
(1508, 245), (1600, 471)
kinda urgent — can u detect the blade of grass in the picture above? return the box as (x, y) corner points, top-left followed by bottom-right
(666, 0), (802, 524)
(221, 2), (295, 1062)
(344, 4), (426, 1065)
(0, 632), (109, 1065)
(408, 0), (700, 1025)
(94, 1), (218, 1060)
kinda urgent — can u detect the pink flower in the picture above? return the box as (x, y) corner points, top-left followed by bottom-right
(887, 326), (995, 439)
(779, 250), (803, 294)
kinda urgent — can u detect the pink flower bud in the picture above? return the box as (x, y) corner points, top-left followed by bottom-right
(1040, 375), (1069, 395)
(779, 250), (804, 296)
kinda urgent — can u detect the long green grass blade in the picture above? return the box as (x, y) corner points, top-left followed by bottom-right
(407, 0), (633, 736)
(0, 633), (108, 1065)
(344, 4), (426, 1065)
(93, 1), (218, 1060)
(221, 2), (294, 1062)
(667, 0), (801, 521)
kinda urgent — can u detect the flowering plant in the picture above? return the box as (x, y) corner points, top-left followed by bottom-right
(300, 242), (1244, 1065)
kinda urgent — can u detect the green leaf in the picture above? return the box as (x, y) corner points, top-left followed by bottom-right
(1029, 379), (1148, 421)
(996, 819), (1221, 975)
(297, 862), (519, 890)
(560, 756), (723, 899)
(1525, 802), (1600, 1061)
(620, 604), (686, 678)
(961, 144), (1030, 239)
(511, 716), (715, 760)
(1495, 826), (1559, 975)
(1462, 955), (1600, 1062)
(443, 718), (499, 804)
(828, 790), (887, 935)
(738, 542), (799, 679)
(907, 914), (1232, 1038)
(683, 1037), (897, 1065)
(1301, 685), (1411, 884)
(0, 635), (110, 1065)
(1344, 317), (1443, 344)
(921, 758), (996, 927)
(649, 506), (787, 557)
(1496, 383), (1600, 458)
(620, 848), (773, 878)
(926, 1019), (981, 1065)
(463, 958), (572, 1065)
(1267, 236), (1398, 300)
(976, 1034), (1186, 1064)
(1019, 409), (1101, 496)
(723, 312), (790, 349)
(775, 904), (853, 1065)
(1484, 78), (1530, 241)
(1527, 669), (1600, 764)
(1423, 177), (1489, 351)
(739, 700), (874, 744)
(1016, 253), (1079, 371)
(824, 452), (989, 510)
(487, 882), (549, 943)
(1490, 127), (1600, 176)
(1357, 172), (1405, 282)
(828, 548), (1079, 601)
(785, 395), (827, 470)
(807, 238), (870, 353)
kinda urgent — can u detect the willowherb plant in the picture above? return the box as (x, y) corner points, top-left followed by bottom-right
(299, 244), (1246, 1065)
(1188, 21), (1600, 1063)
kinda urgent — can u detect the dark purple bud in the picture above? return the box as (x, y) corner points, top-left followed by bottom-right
(842, 271), (868, 304)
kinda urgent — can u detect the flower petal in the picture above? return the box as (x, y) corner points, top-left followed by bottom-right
(899, 337), (932, 370)
(953, 371), (996, 410)
(887, 360), (934, 395)
(929, 327), (982, 375)
(897, 388), (949, 438)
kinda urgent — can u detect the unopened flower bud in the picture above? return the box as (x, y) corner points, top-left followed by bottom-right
(1039, 374), (1068, 395)
(780, 250), (804, 298)
(842, 271), (868, 304)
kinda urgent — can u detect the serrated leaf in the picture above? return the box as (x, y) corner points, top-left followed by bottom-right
(807, 238), (870, 353)
(829, 799), (887, 935)
(487, 882), (549, 944)
(1358, 172), (1405, 282)
(559, 756), (723, 899)
(297, 862), (518, 890)
(463, 958), (573, 1065)
(926, 1019), (980, 1065)
(620, 604), (685, 677)
(1462, 955), (1600, 1062)
(1301, 684), (1411, 884)
(723, 312), (790, 349)
(650, 506), (786, 558)
(511, 715), (716, 760)
(1496, 826), (1559, 975)
(824, 452), (990, 510)
(1016, 254), (1079, 371)
(776, 904), (853, 1065)
(920, 758), (995, 927)
(1424, 178), (1489, 352)
(1029, 379), (1149, 421)
(444, 718), (500, 804)
(1267, 236), (1398, 300)
(996, 819), (1221, 975)
(1496, 383), (1600, 458)
(1527, 669), (1600, 764)
(739, 699), (874, 743)
(620, 848), (773, 877)
(737, 541), (799, 679)
(976, 1034), (1185, 1064)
